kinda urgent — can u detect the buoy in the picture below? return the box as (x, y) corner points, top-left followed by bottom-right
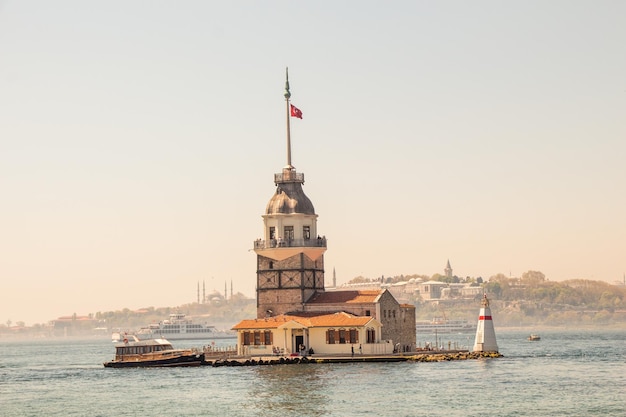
(472, 294), (499, 353)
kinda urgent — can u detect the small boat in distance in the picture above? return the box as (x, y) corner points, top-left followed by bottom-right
(103, 336), (204, 368)
(528, 334), (541, 341)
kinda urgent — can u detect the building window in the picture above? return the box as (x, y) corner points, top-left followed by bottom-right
(303, 226), (310, 240)
(284, 226), (294, 240)
(269, 227), (276, 240)
(264, 331), (272, 345)
(254, 331), (261, 345)
(349, 328), (358, 344)
(339, 329), (346, 344)
(243, 332), (250, 346)
(366, 328), (375, 343)
(365, 310), (371, 316)
(269, 261), (273, 269)
(327, 329), (335, 344)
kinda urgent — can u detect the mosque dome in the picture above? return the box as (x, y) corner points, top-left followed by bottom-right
(265, 181), (315, 215)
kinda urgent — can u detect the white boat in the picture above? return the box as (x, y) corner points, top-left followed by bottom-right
(112, 313), (236, 342)
(104, 336), (204, 368)
(415, 318), (476, 333)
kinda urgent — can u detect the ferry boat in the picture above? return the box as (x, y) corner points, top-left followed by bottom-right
(103, 337), (204, 368)
(415, 318), (476, 333)
(112, 313), (236, 342)
(528, 334), (541, 341)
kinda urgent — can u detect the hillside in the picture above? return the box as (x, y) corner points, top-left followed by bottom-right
(346, 271), (626, 327)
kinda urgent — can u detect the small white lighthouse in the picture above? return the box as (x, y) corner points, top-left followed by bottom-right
(472, 294), (499, 352)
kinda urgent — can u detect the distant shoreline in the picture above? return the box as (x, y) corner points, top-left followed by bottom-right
(495, 322), (626, 332)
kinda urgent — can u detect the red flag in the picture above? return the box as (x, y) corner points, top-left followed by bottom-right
(290, 104), (303, 119)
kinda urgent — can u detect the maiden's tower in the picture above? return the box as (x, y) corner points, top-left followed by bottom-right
(252, 69), (327, 318)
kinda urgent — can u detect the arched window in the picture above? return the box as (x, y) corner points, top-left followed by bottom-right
(339, 329), (346, 344)
(326, 328), (335, 344)
(349, 328), (358, 344)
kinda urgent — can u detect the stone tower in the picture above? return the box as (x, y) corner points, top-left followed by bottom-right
(253, 69), (327, 318)
(444, 259), (453, 279)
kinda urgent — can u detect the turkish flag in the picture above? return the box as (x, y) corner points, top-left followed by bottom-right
(290, 104), (303, 119)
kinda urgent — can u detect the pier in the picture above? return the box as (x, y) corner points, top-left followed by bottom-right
(202, 350), (502, 367)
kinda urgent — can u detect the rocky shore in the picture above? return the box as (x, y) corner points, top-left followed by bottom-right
(206, 351), (502, 367)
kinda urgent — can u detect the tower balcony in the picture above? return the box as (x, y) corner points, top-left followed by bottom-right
(253, 237), (327, 262)
(274, 171), (304, 184)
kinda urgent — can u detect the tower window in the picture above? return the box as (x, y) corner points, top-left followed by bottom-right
(269, 261), (273, 269)
(269, 227), (276, 240)
(284, 226), (294, 240)
(303, 226), (310, 240)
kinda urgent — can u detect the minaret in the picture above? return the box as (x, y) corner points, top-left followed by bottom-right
(203, 280), (206, 304)
(473, 294), (499, 352)
(197, 281), (200, 304)
(253, 68), (327, 318)
(333, 267), (336, 288)
(444, 260), (453, 279)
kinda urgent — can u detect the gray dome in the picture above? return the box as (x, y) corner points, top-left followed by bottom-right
(265, 182), (315, 215)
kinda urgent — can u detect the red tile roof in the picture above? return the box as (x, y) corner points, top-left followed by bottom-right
(232, 312), (376, 330)
(306, 290), (383, 304)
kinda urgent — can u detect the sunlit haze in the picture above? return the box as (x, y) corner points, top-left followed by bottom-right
(1, 1), (624, 325)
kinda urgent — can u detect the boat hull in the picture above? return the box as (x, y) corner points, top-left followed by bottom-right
(104, 353), (205, 368)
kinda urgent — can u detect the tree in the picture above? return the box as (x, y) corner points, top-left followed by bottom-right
(521, 271), (546, 285)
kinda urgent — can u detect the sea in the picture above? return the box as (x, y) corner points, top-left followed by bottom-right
(1, 329), (624, 417)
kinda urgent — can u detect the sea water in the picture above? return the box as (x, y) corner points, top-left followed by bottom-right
(1, 329), (624, 416)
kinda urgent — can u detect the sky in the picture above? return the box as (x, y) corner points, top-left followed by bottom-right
(1, 1), (624, 325)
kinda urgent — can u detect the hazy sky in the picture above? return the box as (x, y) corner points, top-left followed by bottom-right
(1, 1), (624, 325)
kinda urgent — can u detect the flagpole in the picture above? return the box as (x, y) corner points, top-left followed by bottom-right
(284, 67), (293, 169)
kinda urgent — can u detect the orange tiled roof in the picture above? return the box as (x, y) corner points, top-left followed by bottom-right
(232, 312), (375, 330)
(306, 290), (383, 304)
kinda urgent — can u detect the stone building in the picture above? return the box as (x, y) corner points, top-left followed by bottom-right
(304, 290), (415, 351)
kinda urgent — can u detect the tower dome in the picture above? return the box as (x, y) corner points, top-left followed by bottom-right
(265, 170), (315, 215)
